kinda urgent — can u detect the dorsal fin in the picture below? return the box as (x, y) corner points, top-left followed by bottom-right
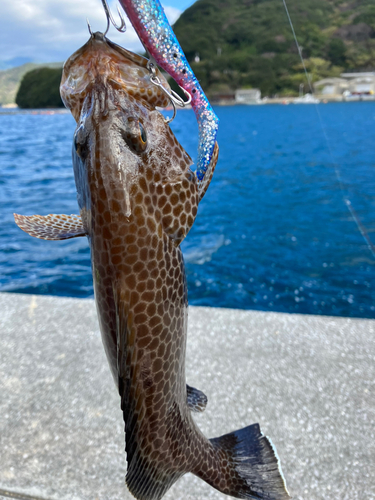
(14, 213), (86, 240)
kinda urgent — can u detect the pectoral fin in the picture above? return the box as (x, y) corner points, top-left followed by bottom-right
(186, 384), (208, 413)
(14, 213), (86, 240)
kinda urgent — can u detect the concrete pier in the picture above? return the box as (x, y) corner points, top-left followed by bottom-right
(0, 292), (374, 500)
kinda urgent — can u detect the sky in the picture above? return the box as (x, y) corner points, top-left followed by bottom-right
(0, 0), (195, 67)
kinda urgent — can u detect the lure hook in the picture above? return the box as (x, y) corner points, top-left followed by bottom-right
(147, 60), (191, 123)
(87, 0), (126, 36)
(101, 0), (126, 35)
(87, 18), (93, 35)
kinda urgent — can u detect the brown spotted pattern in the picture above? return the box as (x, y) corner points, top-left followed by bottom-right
(71, 91), (219, 499)
(58, 33), (288, 500)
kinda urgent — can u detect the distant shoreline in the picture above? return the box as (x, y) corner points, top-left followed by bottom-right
(0, 107), (69, 115)
(211, 94), (375, 106)
(2, 95), (375, 114)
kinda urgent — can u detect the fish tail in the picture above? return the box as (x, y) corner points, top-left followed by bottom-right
(195, 423), (290, 499)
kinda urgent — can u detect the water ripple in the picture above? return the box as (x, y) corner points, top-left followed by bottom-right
(1, 104), (375, 317)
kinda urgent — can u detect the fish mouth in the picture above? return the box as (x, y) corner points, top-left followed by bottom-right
(60, 32), (172, 122)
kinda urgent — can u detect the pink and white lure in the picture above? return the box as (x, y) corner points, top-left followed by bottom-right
(118, 0), (219, 185)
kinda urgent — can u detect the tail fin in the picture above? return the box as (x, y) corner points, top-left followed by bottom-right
(196, 423), (290, 500)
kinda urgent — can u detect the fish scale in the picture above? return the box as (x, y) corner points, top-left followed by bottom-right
(14, 32), (289, 500)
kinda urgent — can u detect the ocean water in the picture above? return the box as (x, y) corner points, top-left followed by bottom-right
(1, 102), (374, 318)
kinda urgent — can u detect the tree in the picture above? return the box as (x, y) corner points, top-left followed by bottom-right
(327, 38), (347, 67)
(16, 67), (64, 109)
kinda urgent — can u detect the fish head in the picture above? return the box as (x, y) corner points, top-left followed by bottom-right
(60, 31), (172, 121)
(60, 33), (197, 241)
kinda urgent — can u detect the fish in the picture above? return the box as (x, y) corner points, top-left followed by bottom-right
(14, 32), (289, 500)
(118, 0), (219, 186)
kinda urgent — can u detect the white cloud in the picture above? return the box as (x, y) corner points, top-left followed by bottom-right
(0, 0), (182, 64)
(163, 6), (182, 25)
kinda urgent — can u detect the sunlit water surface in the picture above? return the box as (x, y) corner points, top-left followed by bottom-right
(1, 102), (374, 317)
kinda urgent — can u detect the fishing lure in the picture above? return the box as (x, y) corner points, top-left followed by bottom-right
(117, 0), (219, 189)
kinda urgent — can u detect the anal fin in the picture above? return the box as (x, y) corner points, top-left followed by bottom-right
(14, 213), (86, 240)
(186, 384), (208, 413)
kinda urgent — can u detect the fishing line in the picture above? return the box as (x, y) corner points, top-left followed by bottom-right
(282, 0), (375, 259)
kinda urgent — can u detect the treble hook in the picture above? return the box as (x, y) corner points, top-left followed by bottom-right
(88, 0), (126, 36)
(146, 60), (192, 123)
(87, 0), (126, 35)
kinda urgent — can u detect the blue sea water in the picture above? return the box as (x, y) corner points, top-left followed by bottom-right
(1, 103), (374, 317)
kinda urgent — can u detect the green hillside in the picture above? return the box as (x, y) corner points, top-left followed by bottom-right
(172, 0), (375, 96)
(0, 62), (62, 106)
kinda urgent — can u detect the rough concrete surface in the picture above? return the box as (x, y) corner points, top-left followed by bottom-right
(0, 292), (374, 500)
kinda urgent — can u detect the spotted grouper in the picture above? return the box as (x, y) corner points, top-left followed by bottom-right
(14, 32), (289, 500)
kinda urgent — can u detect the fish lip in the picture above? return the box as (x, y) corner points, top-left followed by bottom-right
(91, 31), (106, 42)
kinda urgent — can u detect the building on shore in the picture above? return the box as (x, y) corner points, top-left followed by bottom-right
(314, 72), (375, 99)
(210, 88), (262, 105)
(313, 77), (349, 97)
(235, 88), (262, 104)
(340, 72), (375, 95)
(210, 91), (235, 105)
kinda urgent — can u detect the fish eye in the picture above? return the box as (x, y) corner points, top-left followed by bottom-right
(139, 122), (147, 144)
(120, 118), (148, 154)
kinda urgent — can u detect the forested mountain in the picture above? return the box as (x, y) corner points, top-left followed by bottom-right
(172, 0), (375, 95)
